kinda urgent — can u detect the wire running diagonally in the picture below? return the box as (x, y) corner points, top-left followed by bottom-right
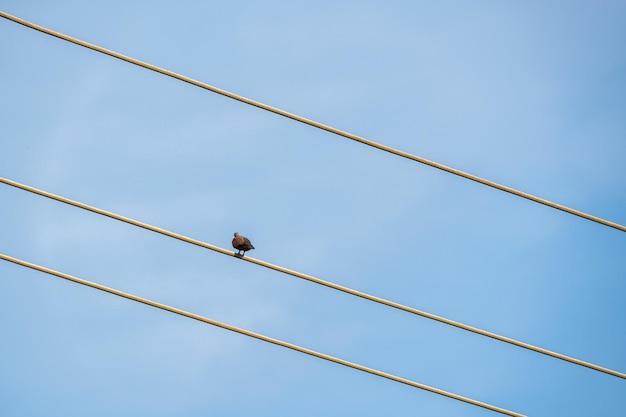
(1, 176), (624, 380)
(0, 253), (526, 417)
(0, 10), (624, 233)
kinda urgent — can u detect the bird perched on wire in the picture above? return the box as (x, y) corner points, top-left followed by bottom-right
(232, 232), (255, 257)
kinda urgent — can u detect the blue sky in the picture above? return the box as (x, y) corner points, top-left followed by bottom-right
(1, 1), (625, 416)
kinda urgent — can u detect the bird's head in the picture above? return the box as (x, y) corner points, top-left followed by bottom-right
(234, 232), (239, 237)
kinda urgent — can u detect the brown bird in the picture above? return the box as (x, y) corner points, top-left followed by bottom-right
(232, 232), (255, 257)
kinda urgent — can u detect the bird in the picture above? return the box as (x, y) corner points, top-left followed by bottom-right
(232, 232), (255, 257)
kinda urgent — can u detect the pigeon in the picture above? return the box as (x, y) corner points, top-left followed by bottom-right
(232, 232), (255, 257)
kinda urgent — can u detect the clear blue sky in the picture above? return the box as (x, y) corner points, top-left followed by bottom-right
(1, 2), (625, 416)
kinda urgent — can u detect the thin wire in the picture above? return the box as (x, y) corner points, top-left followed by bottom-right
(2, 176), (624, 380)
(1, 11), (624, 233)
(0, 253), (526, 417)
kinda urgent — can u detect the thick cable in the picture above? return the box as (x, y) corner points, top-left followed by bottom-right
(0, 10), (624, 233)
(0, 253), (526, 417)
(1, 176), (624, 380)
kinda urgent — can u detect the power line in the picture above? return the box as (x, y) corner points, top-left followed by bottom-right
(0, 253), (526, 417)
(1, 10), (624, 233)
(2, 176), (624, 380)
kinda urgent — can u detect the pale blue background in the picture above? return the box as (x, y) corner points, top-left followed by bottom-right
(1, 2), (625, 416)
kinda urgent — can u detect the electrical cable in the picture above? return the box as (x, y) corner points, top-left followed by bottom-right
(2, 176), (623, 380)
(0, 10), (624, 233)
(0, 253), (526, 417)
